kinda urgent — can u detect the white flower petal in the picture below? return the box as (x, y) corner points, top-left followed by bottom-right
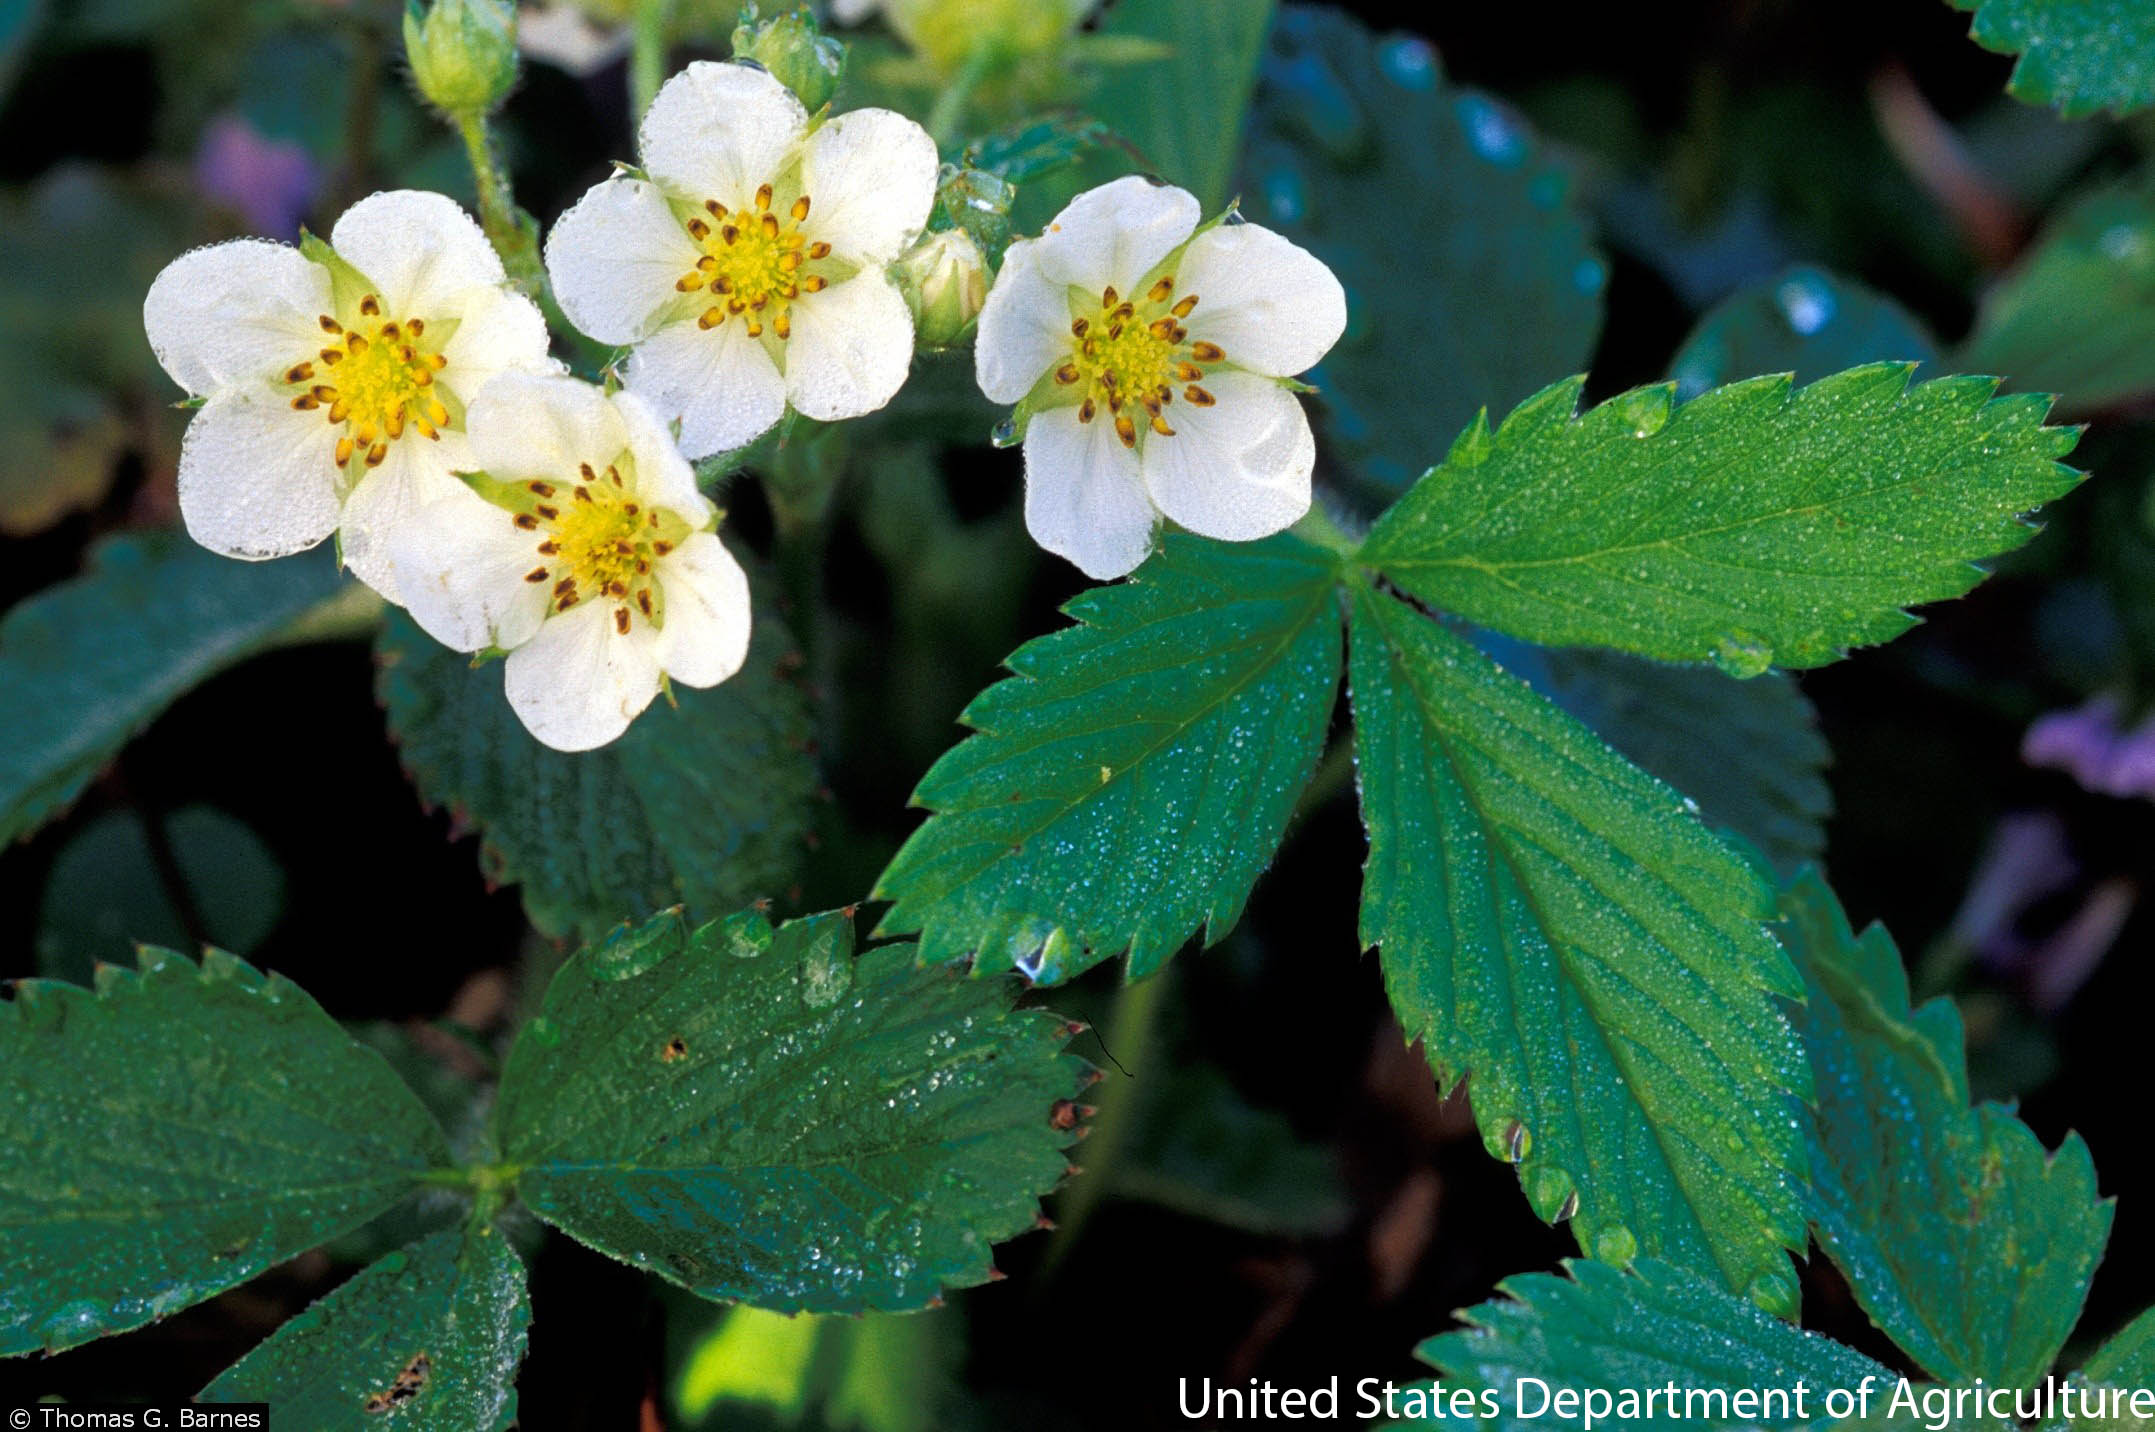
(439, 286), (556, 389)
(1022, 404), (1156, 580)
(468, 371), (629, 479)
(391, 486), (550, 653)
(1033, 175), (1199, 296)
(1140, 371), (1313, 542)
(638, 61), (807, 205)
(144, 240), (331, 395)
(337, 429), (478, 604)
(1172, 223), (1347, 378)
(504, 599), (664, 751)
(829, 0), (879, 21)
(616, 388), (711, 521)
(797, 108), (937, 264)
(329, 190), (505, 318)
(544, 176), (703, 346)
(654, 532), (751, 688)
(974, 236), (1071, 405)
(176, 389), (343, 560)
(624, 315), (787, 459)
(783, 271), (914, 422)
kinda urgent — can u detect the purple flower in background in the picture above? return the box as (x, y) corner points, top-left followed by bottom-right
(2022, 694), (2155, 800)
(194, 113), (318, 239)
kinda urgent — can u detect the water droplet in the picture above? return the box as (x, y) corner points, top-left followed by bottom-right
(990, 417), (1019, 449)
(1456, 94), (1528, 167)
(1572, 256), (1607, 296)
(1745, 1268), (1800, 1319)
(1775, 270), (1836, 337)
(1262, 167), (1306, 224)
(1711, 633), (1774, 678)
(1377, 35), (1438, 92)
(588, 919), (678, 982)
(1591, 1223), (1638, 1265)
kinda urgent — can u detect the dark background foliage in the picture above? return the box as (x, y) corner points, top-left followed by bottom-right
(4, 0), (2152, 1424)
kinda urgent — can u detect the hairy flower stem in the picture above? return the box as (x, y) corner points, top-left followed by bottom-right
(926, 44), (994, 151)
(630, 0), (677, 126)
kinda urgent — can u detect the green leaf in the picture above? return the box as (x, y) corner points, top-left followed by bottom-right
(1115, 1061), (1349, 1236)
(2085, 1306), (2155, 1385)
(1360, 364), (2083, 672)
(200, 1223), (529, 1429)
(873, 532), (1344, 982)
(1348, 585), (1809, 1309)
(1243, 8), (1605, 493)
(1083, 0), (1273, 210)
(1961, 186), (2155, 414)
(0, 532), (352, 844)
(377, 604), (815, 942)
(1947, 0), (2155, 117)
(1671, 265), (1937, 400)
(37, 804), (285, 984)
(493, 907), (1086, 1313)
(1525, 645), (1831, 873)
(672, 1302), (956, 1432)
(1412, 1258), (1891, 1431)
(1780, 869), (2110, 1386)
(0, 948), (452, 1355)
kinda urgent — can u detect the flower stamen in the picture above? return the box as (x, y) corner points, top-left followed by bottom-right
(287, 292), (449, 474)
(676, 183), (834, 341)
(503, 457), (693, 628)
(1066, 275), (1224, 447)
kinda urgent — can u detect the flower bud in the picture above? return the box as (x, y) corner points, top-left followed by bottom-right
(731, 5), (844, 114)
(884, 0), (1090, 73)
(894, 228), (989, 350)
(403, 0), (519, 117)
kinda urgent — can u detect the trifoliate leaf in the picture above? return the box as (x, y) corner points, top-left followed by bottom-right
(1947, 0), (2155, 118)
(1961, 186), (2155, 414)
(377, 607), (815, 943)
(0, 948), (453, 1355)
(0, 532), (351, 845)
(1348, 586), (1809, 1309)
(1671, 265), (1937, 400)
(1084, 0), (1273, 211)
(199, 1223), (529, 1429)
(1360, 364), (2083, 672)
(873, 532), (1344, 983)
(1524, 645), (1831, 873)
(1243, 7), (1605, 493)
(493, 908), (1086, 1314)
(1781, 869), (2110, 1386)
(1413, 1258), (1892, 1432)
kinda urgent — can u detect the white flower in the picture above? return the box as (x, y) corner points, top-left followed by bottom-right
(545, 61), (937, 459)
(975, 175), (1347, 581)
(391, 372), (751, 752)
(143, 190), (556, 602)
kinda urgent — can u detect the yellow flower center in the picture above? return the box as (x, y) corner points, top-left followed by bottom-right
(1054, 274), (1224, 448)
(284, 293), (450, 472)
(674, 182), (836, 341)
(505, 460), (695, 636)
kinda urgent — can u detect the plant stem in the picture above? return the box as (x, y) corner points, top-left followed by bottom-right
(926, 44), (994, 151)
(1041, 965), (1171, 1271)
(630, 0), (676, 125)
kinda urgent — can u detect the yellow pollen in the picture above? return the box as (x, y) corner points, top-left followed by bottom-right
(511, 459), (694, 629)
(679, 185), (833, 341)
(1067, 275), (1221, 442)
(290, 293), (449, 472)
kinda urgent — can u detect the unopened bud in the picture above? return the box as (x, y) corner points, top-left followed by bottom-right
(895, 229), (988, 349)
(884, 0), (1090, 73)
(403, 0), (519, 116)
(731, 5), (844, 113)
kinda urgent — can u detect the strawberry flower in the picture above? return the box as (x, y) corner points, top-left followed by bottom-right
(390, 372), (751, 752)
(544, 61), (938, 458)
(142, 190), (556, 600)
(975, 175), (1347, 580)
